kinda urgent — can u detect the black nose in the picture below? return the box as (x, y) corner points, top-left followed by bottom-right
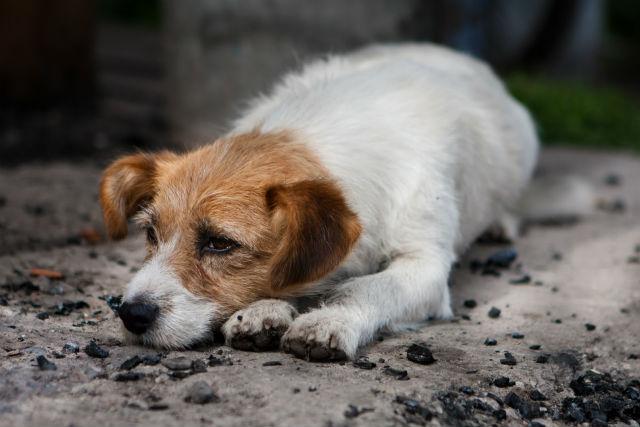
(118, 301), (159, 335)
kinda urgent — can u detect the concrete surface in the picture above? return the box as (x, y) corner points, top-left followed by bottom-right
(0, 148), (639, 427)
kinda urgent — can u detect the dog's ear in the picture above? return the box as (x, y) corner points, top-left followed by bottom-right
(99, 152), (173, 240)
(266, 180), (362, 290)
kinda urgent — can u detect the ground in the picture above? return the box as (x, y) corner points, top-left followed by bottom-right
(0, 148), (639, 427)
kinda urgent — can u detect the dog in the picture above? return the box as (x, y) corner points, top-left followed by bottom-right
(100, 43), (542, 360)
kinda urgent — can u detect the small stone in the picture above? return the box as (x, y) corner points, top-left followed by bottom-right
(191, 359), (207, 373)
(162, 357), (192, 371)
(488, 307), (501, 318)
(36, 355), (57, 371)
(84, 340), (109, 358)
(604, 173), (621, 186)
(486, 248), (518, 268)
(535, 354), (549, 364)
(62, 341), (80, 354)
(492, 409), (507, 420)
(493, 376), (515, 388)
(529, 344), (541, 350)
(169, 370), (192, 379)
(484, 338), (497, 346)
(262, 361), (282, 366)
(553, 319), (562, 324)
(459, 386), (474, 395)
(509, 275), (531, 285)
(584, 323), (596, 331)
(383, 366), (409, 380)
(35, 312), (49, 320)
(120, 355), (142, 370)
(207, 355), (232, 366)
(406, 343), (436, 365)
(184, 381), (218, 404)
(511, 332), (524, 339)
(353, 356), (376, 370)
(344, 404), (374, 419)
(463, 299), (477, 308)
(500, 352), (517, 366)
(142, 353), (162, 365)
(529, 389), (547, 401)
(114, 371), (144, 382)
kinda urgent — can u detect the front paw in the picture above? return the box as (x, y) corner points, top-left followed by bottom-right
(222, 299), (297, 351)
(282, 309), (359, 361)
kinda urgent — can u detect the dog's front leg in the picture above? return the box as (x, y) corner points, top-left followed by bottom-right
(222, 299), (298, 351)
(281, 249), (454, 361)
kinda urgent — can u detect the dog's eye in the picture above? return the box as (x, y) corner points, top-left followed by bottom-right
(200, 236), (237, 255)
(145, 226), (158, 246)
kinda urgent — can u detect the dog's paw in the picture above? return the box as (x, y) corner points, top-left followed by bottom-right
(282, 309), (359, 361)
(222, 299), (297, 351)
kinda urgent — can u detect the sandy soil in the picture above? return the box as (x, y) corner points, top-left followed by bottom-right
(0, 148), (639, 427)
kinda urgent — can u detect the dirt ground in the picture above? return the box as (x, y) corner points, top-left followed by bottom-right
(0, 148), (639, 427)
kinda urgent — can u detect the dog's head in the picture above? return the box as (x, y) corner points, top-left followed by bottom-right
(99, 132), (361, 348)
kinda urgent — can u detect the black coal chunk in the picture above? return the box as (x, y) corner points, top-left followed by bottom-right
(493, 376), (514, 388)
(486, 248), (518, 268)
(463, 299), (477, 308)
(383, 366), (409, 380)
(505, 391), (541, 419)
(120, 355), (142, 370)
(84, 340), (109, 358)
(529, 389), (547, 401)
(36, 355), (57, 371)
(343, 404), (374, 419)
(511, 332), (525, 339)
(509, 274), (531, 285)
(500, 352), (517, 366)
(488, 307), (501, 318)
(142, 353), (162, 365)
(585, 323), (596, 331)
(407, 343), (436, 365)
(36, 312), (49, 320)
(535, 354), (549, 364)
(191, 359), (207, 373)
(262, 361), (282, 367)
(529, 344), (541, 350)
(395, 395), (434, 422)
(114, 371), (144, 382)
(484, 338), (497, 346)
(353, 356), (376, 370)
(184, 381), (218, 404)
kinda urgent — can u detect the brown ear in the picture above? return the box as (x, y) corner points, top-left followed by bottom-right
(99, 152), (170, 240)
(266, 179), (362, 290)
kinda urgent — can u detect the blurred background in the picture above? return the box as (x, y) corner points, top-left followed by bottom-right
(1, 0), (639, 166)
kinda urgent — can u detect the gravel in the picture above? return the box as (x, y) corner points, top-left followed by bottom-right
(36, 355), (57, 371)
(406, 343), (436, 365)
(84, 340), (109, 358)
(184, 381), (218, 404)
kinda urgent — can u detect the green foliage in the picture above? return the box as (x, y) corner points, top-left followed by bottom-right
(507, 75), (640, 152)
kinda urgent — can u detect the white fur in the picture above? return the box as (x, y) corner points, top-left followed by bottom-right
(230, 43), (539, 358)
(123, 239), (219, 348)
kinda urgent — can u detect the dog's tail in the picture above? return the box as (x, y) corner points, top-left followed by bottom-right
(517, 175), (596, 225)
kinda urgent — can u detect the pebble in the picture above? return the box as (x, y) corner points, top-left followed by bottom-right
(383, 366), (409, 380)
(585, 323), (596, 331)
(114, 371), (144, 382)
(406, 343), (436, 365)
(120, 355), (142, 370)
(185, 381), (218, 404)
(509, 274), (531, 285)
(511, 332), (524, 339)
(463, 299), (477, 308)
(529, 344), (541, 350)
(353, 356), (376, 370)
(484, 338), (497, 346)
(191, 359), (207, 373)
(162, 357), (192, 371)
(262, 361), (282, 366)
(493, 376), (514, 388)
(344, 404), (374, 419)
(84, 340), (109, 358)
(35, 312), (49, 320)
(535, 354), (549, 364)
(529, 389), (547, 401)
(36, 355), (57, 371)
(488, 307), (501, 318)
(142, 353), (162, 365)
(500, 352), (517, 366)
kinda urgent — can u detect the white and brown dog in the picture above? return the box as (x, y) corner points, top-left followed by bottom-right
(100, 44), (540, 360)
